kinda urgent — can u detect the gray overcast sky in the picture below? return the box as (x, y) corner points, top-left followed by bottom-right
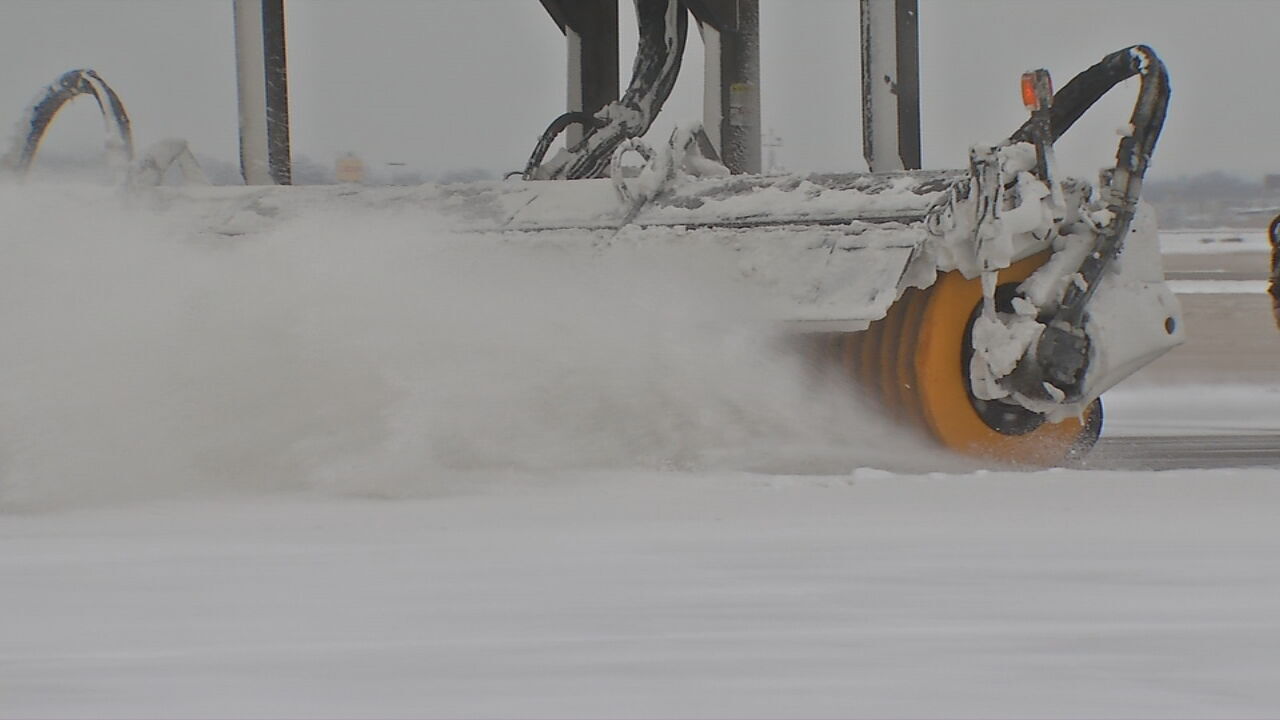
(0, 1), (1275, 181)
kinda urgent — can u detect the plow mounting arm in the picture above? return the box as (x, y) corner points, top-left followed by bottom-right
(1006, 45), (1171, 402)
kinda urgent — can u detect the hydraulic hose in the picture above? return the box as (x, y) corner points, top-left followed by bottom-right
(1030, 45), (1170, 329)
(1007, 45), (1171, 398)
(524, 0), (688, 180)
(1, 69), (133, 177)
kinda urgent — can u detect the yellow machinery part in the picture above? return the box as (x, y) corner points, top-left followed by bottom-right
(840, 252), (1100, 465)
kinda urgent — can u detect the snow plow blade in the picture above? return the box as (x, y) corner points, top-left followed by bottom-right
(149, 46), (1178, 466)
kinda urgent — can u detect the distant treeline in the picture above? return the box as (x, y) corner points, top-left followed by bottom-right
(1144, 172), (1279, 229)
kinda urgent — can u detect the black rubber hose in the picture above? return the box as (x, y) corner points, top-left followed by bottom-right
(1013, 45), (1167, 155)
(1044, 45), (1170, 328)
(521, 112), (607, 180)
(526, 0), (688, 180)
(7, 69), (133, 176)
(1000, 46), (1172, 399)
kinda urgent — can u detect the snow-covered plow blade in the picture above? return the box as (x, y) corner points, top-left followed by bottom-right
(452, 44), (1181, 465)
(145, 45), (1179, 466)
(46, 44), (1176, 467)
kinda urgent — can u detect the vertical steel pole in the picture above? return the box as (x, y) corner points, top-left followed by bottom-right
(861, 0), (920, 172)
(894, 0), (920, 170)
(566, 3), (619, 146)
(694, 0), (761, 174)
(234, 0), (291, 185)
(723, 0), (761, 174)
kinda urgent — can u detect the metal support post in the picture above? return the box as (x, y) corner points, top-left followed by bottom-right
(860, 0), (920, 172)
(234, 0), (291, 185)
(690, 0), (761, 174)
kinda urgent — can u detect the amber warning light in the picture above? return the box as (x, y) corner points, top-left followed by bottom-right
(1021, 70), (1052, 111)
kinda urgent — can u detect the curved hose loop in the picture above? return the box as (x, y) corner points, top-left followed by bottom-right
(1, 69), (134, 179)
(1004, 45), (1171, 399)
(525, 0), (688, 180)
(609, 137), (658, 207)
(1012, 46), (1168, 153)
(1035, 45), (1169, 327)
(521, 111), (608, 180)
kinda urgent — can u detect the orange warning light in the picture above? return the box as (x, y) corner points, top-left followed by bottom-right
(1021, 73), (1039, 110)
(1021, 70), (1053, 111)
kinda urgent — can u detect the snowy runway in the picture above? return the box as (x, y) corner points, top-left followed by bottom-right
(5, 460), (1280, 719)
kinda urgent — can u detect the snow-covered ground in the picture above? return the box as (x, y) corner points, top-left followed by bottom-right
(3, 186), (1278, 718)
(1106, 384), (1280, 437)
(1165, 279), (1268, 294)
(1160, 228), (1270, 256)
(6, 464), (1280, 719)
